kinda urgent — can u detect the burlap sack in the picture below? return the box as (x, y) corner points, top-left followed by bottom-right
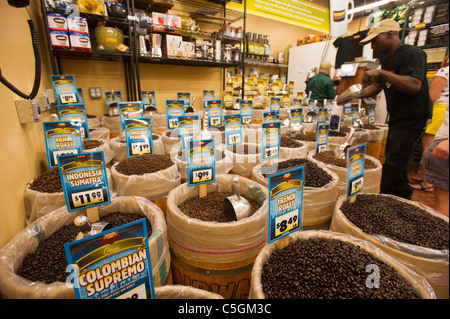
(166, 174), (268, 264)
(307, 150), (382, 196)
(224, 143), (261, 177)
(154, 285), (223, 299)
(249, 230), (436, 299)
(88, 127), (110, 141)
(0, 196), (170, 299)
(24, 168), (116, 225)
(110, 160), (181, 201)
(331, 194), (449, 299)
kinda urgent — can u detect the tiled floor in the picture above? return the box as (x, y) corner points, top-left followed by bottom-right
(406, 159), (436, 209)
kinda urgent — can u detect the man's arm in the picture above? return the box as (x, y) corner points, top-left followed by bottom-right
(363, 69), (422, 94)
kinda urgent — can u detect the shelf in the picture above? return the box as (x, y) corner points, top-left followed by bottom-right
(137, 56), (241, 67)
(244, 60), (288, 68)
(53, 48), (134, 61)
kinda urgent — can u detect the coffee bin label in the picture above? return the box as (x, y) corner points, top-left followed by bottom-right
(140, 90), (156, 107)
(315, 123), (329, 154)
(166, 100), (185, 130)
(317, 107), (328, 124)
(291, 108), (303, 125)
(58, 151), (111, 212)
(119, 102), (143, 130)
(269, 97), (281, 118)
(261, 121), (281, 162)
(43, 121), (83, 168)
(268, 166), (304, 244)
(64, 219), (155, 299)
(207, 100), (223, 127)
(105, 90), (123, 113)
(347, 144), (366, 199)
(124, 118), (154, 157)
(263, 111), (277, 123)
(177, 92), (191, 108)
(187, 139), (215, 186)
(51, 75), (82, 105)
(178, 115), (200, 151)
(224, 114), (243, 146)
(202, 90), (215, 109)
(368, 105), (376, 124)
(240, 100), (253, 125)
(57, 104), (90, 139)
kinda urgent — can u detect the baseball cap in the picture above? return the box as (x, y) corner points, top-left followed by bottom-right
(359, 19), (401, 45)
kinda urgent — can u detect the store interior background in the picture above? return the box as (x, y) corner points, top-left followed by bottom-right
(0, 1), (405, 248)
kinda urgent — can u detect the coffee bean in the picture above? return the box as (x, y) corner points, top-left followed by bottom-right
(261, 158), (333, 188)
(83, 139), (104, 150)
(341, 194), (449, 250)
(178, 192), (260, 222)
(115, 154), (174, 176)
(16, 213), (151, 284)
(28, 168), (63, 193)
(261, 238), (420, 299)
(313, 150), (377, 169)
(280, 136), (304, 149)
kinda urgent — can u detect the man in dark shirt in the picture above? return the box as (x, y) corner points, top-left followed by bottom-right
(305, 61), (336, 101)
(356, 19), (432, 199)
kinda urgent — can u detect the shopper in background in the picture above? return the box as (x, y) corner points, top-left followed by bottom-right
(356, 19), (432, 200)
(423, 103), (449, 217)
(411, 55), (449, 193)
(305, 61), (336, 101)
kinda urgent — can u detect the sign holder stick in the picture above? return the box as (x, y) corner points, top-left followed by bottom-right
(277, 236), (290, 250)
(199, 184), (207, 198)
(87, 206), (99, 222)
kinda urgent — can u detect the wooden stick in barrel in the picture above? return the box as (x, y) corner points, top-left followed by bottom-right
(199, 184), (207, 198)
(278, 235), (290, 250)
(87, 206), (99, 222)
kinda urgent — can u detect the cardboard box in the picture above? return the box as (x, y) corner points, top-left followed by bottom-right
(50, 29), (70, 48)
(70, 32), (91, 50)
(67, 16), (88, 34)
(47, 12), (67, 31)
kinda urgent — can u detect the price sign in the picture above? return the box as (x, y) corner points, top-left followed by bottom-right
(178, 115), (200, 151)
(140, 90), (156, 107)
(51, 75), (81, 105)
(269, 97), (281, 119)
(207, 100), (223, 128)
(347, 144), (366, 199)
(292, 98), (302, 108)
(58, 151), (111, 212)
(64, 219), (155, 299)
(240, 100), (253, 125)
(224, 114), (243, 146)
(263, 111), (277, 123)
(43, 121), (83, 168)
(261, 121), (281, 162)
(57, 104), (90, 139)
(124, 118), (154, 157)
(315, 123), (329, 154)
(105, 90), (123, 113)
(187, 139), (215, 186)
(317, 107), (328, 124)
(166, 100), (185, 130)
(268, 166), (304, 244)
(203, 90), (215, 108)
(223, 91), (234, 109)
(177, 92), (191, 108)
(290, 108), (303, 125)
(368, 104), (376, 124)
(119, 102), (143, 130)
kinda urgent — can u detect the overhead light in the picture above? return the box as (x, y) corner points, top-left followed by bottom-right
(347, 0), (395, 15)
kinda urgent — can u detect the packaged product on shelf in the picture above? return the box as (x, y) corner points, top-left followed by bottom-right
(69, 32), (91, 50)
(195, 39), (213, 60)
(49, 29), (70, 48)
(166, 34), (182, 57)
(47, 12), (67, 31)
(152, 12), (166, 31)
(67, 15), (88, 34)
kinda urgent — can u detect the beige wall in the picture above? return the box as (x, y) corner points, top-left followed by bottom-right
(0, 1), (320, 248)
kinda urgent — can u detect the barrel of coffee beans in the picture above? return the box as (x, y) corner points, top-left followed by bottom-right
(89, 127), (110, 141)
(225, 143), (261, 177)
(101, 115), (121, 139)
(279, 136), (308, 160)
(166, 174), (268, 299)
(149, 113), (167, 134)
(108, 133), (165, 163)
(24, 167), (115, 225)
(110, 153), (181, 201)
(252, 158), (339, 230)
(331, 194), (449, 299)
(172, 146), (233, 183)
(82, 138), (115, 165)
(86, 114), (101, 129)
(307, 150), (382, 196)
(162, 129), (223, 157)
(0, 196), (170, 299)
(350, 127), (385, 160)
(154, 285), (223, 299)
(290, 130), (348, 153)
(249, 230), (436, 299)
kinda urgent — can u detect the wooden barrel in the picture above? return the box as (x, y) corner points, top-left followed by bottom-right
(0, 196), (171, 299)
(154, 285), (223, 299)
(252, 159), (339, 230)
(331, 194), (449, 299)
(166, 174), (268, 299)
(249, 230), (436, 299)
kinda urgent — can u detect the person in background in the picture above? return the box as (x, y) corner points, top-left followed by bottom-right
(305, 61), (336, 101)
(355, 19), (432, 200)
(411, 55), (449, 193)
(423, 103), (449, 217)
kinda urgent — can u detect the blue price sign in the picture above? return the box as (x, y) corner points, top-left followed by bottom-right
(347, 144), (366, 199)
(58, 152), (111, 212)
(124, 118), (154, 157)
(268, 166), (304, 244)
(187, 139), (216, 186)
(261, 121), (281, 162)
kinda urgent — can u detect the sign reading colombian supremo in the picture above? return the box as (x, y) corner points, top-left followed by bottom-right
(229, 0), (330, 32)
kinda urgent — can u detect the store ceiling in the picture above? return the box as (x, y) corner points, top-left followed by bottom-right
(352, 0), (410, 17)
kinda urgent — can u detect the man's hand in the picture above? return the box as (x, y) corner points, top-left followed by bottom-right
(363, 69), (382, 86)
(431, 139), (449, 160)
